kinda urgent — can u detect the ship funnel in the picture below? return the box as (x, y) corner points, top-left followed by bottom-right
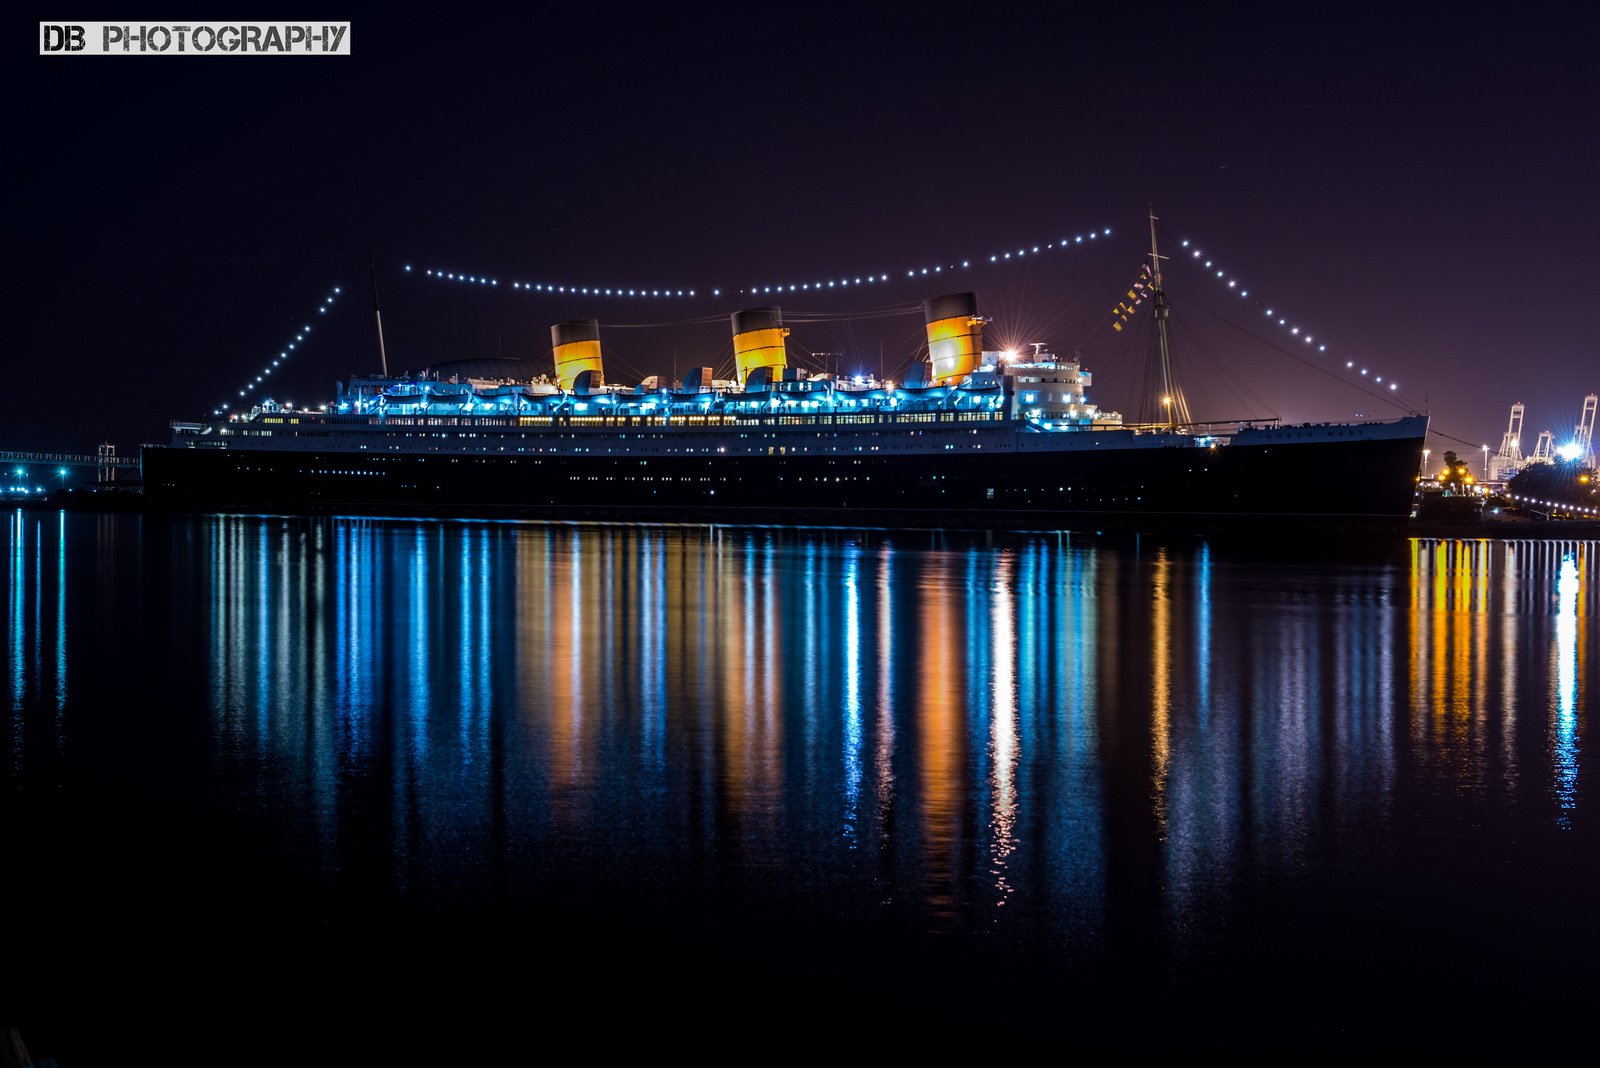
(731, 307), (788, 388)
(924, 293), (984, 384)
(551, 319), (604, 391)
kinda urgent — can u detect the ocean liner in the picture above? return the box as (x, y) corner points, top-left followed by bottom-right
(142, 223), (1428, 523)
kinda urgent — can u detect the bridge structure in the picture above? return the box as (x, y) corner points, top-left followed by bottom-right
(1, 444), (138, 491)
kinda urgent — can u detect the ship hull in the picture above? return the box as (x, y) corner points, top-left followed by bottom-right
(142, 418), (1427, 525)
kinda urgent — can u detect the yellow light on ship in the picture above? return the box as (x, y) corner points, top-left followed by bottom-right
(551, 319), (605, 390)
(1162, 396), (1172, 405)
(731, 307), (789, 388)
(924, 293), (985, 384)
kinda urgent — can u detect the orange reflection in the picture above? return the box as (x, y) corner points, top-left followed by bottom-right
(919, 557), (961, 920)
(1500, 542), (1519, 789)
(549, 529), (588, 792)
(716, 535), (784, 823)
(1409, 539), (1498, 795)
(1151, 549), (1171, 833)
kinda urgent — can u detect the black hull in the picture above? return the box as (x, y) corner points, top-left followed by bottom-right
(143, 428), (1425, 526)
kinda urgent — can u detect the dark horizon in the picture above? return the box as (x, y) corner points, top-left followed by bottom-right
(20, 10), (1597, 466)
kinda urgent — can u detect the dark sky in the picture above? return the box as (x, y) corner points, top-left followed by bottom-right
(18, 9), (1597, 463)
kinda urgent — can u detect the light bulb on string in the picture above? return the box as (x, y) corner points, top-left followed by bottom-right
(1180, 237), (1406, 399)
(218, 285), (340, 417)
(411, 224), (1114, 302)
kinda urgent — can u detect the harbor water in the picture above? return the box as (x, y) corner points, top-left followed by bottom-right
(3, 512), (1594, 1056)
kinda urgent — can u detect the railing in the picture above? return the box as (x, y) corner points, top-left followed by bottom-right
(1113, 417), (1286, 434)
(0, 449), (139, 468)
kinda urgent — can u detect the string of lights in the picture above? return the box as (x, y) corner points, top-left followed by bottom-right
(403, 225), (1115, 302)
(735, 227), (1114, 297)
(1174, 237), (1408, 400)
(414, 266), (702, 299)
(214, 285), (341, 415)
(1504, 492), (1599, 517)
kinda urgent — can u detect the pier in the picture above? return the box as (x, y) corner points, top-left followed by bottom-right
(2, 446), (138, 495)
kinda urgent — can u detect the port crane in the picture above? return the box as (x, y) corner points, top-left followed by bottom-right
(1491, 402), (1525, 480)
(1530, 429), (1555, 464)
(1576, 393), (1598, 468)
(1512, 393), (1596, 470)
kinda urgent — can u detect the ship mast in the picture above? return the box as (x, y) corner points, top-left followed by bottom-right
(1146, 208), (1188, 429)
(368, 244), (390, 379)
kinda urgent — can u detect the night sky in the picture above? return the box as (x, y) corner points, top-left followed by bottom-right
(20, 10), (1597, 465)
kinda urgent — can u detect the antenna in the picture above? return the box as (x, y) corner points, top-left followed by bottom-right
(1147, 206), (1168, 287)
(368, 244), (390, 378)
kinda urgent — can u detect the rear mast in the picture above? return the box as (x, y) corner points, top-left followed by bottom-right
(368, 244), (390, 378)
(1146, 208), (1189, 429)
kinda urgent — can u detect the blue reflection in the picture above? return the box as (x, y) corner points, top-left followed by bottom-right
(457, 529), (488, 760)
(333, 521), (373, 764)
(459, 531), (473, 755)
(9, 512), (25, 768)
(409, 527), (430, 758)
(478, 533), (492, 731)
(1554, 554), (1579, 827)
(30, 518), (40, 710)
(639, 530), (665, 765)
(874, 541), (895, 825)
(12, 514), (1590, 963)
(1054, 541), (1104, 917)
(54, 512), (65, 718)
(1195, 543), (1211, 723)
(842, 544), (862, 843)
(802, 538), (823, 768)
(307, 523), (334, 848)
(257, 523), (271, 748)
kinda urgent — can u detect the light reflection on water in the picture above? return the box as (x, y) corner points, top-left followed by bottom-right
(2, 515), (1594, 948)
(9, 512), (26, 766)
(988, 551), (1017, 906)
(1555, 553), (1581, 826)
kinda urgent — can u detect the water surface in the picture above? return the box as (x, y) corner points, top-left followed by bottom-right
(3, 513), (1594, 1056)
